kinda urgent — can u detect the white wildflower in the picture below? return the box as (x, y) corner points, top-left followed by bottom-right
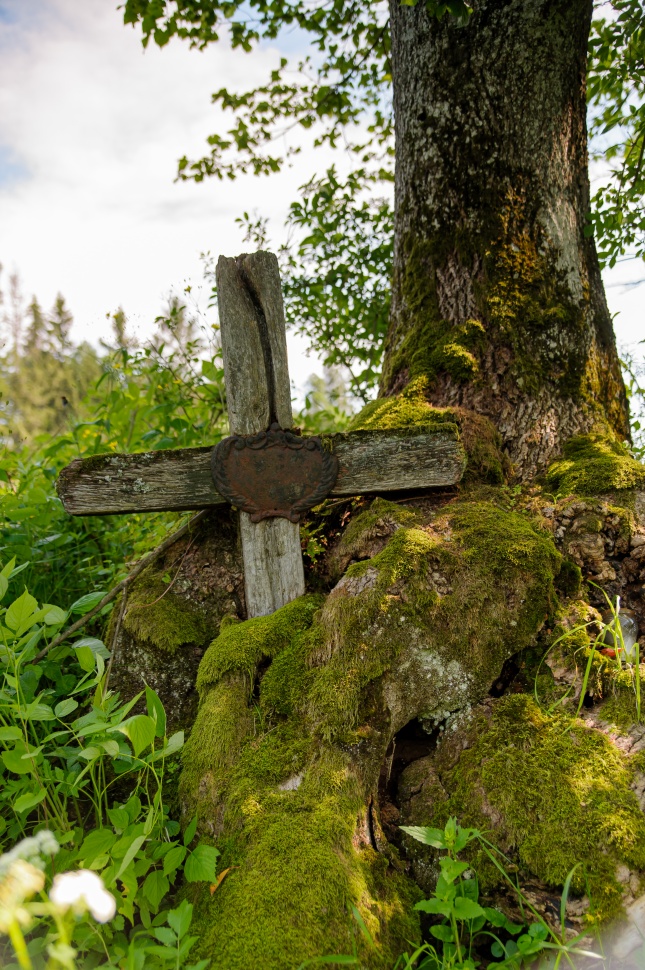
(0, 860), (45, 931)
(49, 870), (116, 923)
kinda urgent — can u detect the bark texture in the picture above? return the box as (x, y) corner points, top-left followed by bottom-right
(385, 0), (629, 476)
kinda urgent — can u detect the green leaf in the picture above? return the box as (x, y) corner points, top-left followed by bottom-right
(430, 924), (454, 943)
(117, 714), (156, 757)
(168, 899), (193, 939)
(184, 844), (219, 882)
(153, 926), (177, 945)
(415, 898), (453, 918)
(146, 685), (167, 738)
(107, 807), (130, 830)
(74, 636), (110, 659)
(26, 702), (56, 721)
(5, 590), (38, 632)
(453, 897), (486, 921)
(2, 743), (36, 775)
(163, 844), (187, 875)
(75, 645), (96, 672)
(0, 726), (23, 741)
(142, 870), (170, 910)
(54, 698), (79, 718)
(183, 816), (198, 847)
(399, 825), (445, 848)
(69, 592), (107, 615)
(100, 739), (121, 757)
(116, 835), (146, 879)
(14, 788), (47, 814)
(80, 828), (117, 865)
(43, 605), (67, 625)
(440, 857), (469, 883)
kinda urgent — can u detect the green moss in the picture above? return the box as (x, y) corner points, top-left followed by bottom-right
(181, 495), (566, 967)
(433, 695), (645, 922)
(482, 214), (587, 398)
(349, 378), (508, 485)
(545, 433), (645, 496)
(196, 594), (324, 691)
(191, 753), (420, 969)
(348, 377), (457, 433)
(123, 564), (207, 652)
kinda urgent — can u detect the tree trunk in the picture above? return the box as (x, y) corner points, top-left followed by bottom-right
(384, 0), (629, 477)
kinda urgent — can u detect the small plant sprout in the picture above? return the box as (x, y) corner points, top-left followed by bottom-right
(49, 869), (116, 923)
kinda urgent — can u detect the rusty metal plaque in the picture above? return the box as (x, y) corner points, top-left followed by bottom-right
(211, 423), (339, 523)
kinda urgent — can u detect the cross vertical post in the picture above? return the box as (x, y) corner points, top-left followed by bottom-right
(216, 251), (306, 618)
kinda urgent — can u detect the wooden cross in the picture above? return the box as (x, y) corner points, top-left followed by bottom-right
(58, 251), (466, 618)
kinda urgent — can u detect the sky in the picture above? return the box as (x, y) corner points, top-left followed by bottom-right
(0, 0), (643, 403)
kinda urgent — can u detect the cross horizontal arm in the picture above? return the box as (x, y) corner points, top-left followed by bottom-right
(57, 425), (465, 516)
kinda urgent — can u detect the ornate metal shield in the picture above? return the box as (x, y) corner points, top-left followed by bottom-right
(211, 423), (339, 523)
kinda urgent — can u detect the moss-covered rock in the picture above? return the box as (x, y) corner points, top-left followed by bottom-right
(107, 509), (244, 732)
(180, 494), (565, 967)
(545, 433), (645, 497)
(416, 695), (645, 923)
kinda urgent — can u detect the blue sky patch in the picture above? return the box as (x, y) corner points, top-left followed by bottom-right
(0, 144), (29, 188)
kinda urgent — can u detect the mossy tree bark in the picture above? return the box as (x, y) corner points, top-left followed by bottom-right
(384, 0), (629, 477)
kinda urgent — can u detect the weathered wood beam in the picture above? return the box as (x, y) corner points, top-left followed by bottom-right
(57, 425), (466, 516)
(217, 251), (305, 617)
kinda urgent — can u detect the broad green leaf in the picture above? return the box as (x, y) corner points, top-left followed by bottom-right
(43, 605), (68, 625)
(69, 592), (107, 615)
(26, 702), (56, 721)
(430, 925), (454, 943)
(0, 726), (23, 741)
(184, 844), (219, 882)
(2, 743), (36, 775)
(107, 807), (130, 830)
(148, 729), (184, 762)
(145, 685), (166, 738)
(80, 828), (117, 865)
(14, 789), (46, 815)
(163, 844), (187, 876)
(78, 745), (101, 760)
(100, 739), (120, 758)
(453, 897), (486, 921)
(116, 835), (146, 879)
(167, 899), (193, 938)
(5, 590), (38, 632)
(400, 825), (445, 848)
(75, 646), (95, 672)
(183, 816), (198, 846)
(153, 926), (177, 946)
(414, 897), (453, 918)
(74, 636), (110, 659)
(142, 870), (170, 910)
(54, 698), (79, 718)
(439, 857), (469, 883)
(117, 714), (156, 757)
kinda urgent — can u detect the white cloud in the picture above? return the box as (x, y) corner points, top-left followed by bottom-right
(0, 0), (326, 390)
(0, 0), (642, 400)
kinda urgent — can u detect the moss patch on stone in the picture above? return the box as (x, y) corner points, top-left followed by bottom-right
(181, 492), (568, 968)
(123, 563), (207, 652)
(431, 695), (645, 922)
(196, 594), (324, 690)
(545, 433), (645, 497)
(182, 594), (421, 969)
